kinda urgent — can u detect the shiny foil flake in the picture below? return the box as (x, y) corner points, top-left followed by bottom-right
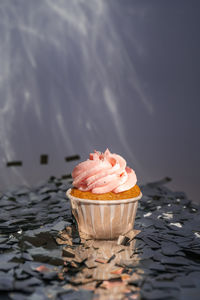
(0, 176), (200, 299)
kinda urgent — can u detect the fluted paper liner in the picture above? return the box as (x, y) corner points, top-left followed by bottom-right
(66, 189), (142, 239)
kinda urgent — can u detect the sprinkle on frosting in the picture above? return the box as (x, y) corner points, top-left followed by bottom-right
(72, 149), (137, 194)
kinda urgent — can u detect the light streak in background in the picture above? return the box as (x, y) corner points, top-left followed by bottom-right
(0, 1), (199, 204)
(0, 0), (151, 166)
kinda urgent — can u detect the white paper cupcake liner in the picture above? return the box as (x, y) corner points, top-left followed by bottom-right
(66, 188), (142, 240)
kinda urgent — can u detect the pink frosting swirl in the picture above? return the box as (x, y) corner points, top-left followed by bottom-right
(72, 149), (137, 194)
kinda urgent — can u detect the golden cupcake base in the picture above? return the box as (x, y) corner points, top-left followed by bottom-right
(70, 185), (141, 200)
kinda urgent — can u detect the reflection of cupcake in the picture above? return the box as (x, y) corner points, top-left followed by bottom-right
(66, 149), (142, 239)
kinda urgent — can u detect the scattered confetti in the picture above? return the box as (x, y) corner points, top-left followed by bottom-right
(0, 176), (199, 299)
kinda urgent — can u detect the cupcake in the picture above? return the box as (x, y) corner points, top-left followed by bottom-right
(66, 149), (142, 239)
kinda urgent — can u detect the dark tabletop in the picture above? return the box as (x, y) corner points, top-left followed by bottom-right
(0, 176), (200, 300)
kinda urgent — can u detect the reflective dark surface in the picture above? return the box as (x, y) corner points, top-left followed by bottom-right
(0, 0), (200, 203)
(0, 177), (200, 299)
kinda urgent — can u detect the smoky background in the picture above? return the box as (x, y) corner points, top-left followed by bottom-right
(0, 0), (199, 203)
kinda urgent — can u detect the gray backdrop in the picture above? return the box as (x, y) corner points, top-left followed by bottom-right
(0, 0), (200, 203)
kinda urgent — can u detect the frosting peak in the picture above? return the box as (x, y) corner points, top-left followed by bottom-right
(72, 149), (137, 194)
